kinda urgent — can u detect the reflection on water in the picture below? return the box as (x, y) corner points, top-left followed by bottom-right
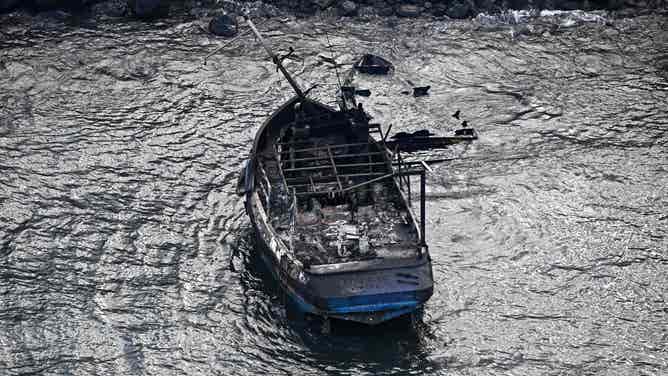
(0, 9), (666, 375)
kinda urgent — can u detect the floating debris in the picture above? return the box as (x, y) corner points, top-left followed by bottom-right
(413, 85), (430, 97)
(353, 53), (393, 75)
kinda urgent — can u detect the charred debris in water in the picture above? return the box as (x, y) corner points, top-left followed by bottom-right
(354, 54), (393, 75)
(340, 52), (478, 155)
(204, 18), (478, 153)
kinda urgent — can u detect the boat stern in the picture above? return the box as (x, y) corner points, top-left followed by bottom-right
(304, 257), (434, 325)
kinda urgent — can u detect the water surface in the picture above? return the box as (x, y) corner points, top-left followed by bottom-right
(0, 10), (666, 375)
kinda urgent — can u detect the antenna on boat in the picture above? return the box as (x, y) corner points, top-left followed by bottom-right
(323, 28), (352, 113)
(243, 15), (305, 99)
(323, 29), (344, 98)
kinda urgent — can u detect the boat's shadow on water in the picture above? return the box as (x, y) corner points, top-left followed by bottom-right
(232, 230), (432, 367)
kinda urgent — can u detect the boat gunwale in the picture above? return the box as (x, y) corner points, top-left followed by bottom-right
(250, 95), (338, 156)
(305, 254), (429, 275)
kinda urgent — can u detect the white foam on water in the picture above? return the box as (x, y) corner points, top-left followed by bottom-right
(475, 8), (608, 27)
(540, 9), (608, 23)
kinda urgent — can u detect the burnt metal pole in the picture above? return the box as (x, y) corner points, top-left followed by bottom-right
(407, 174), (411, 208)
(420, 169), (426, 247)
(244, 16), (305, 98)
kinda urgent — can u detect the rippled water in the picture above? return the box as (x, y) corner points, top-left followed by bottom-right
(1, 10), (667, 375)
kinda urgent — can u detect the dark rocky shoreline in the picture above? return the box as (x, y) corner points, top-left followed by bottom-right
(1, 0), (665, 21)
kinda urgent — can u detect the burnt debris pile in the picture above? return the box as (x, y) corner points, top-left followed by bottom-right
(267, 128), (418, 266)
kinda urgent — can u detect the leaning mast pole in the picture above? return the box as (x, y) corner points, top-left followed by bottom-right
(244, 16), (305, 98)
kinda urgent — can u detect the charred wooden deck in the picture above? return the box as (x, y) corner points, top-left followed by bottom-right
(255, 103), (422, 268)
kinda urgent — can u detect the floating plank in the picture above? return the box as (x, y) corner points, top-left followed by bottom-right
(384, 133), (477, 152)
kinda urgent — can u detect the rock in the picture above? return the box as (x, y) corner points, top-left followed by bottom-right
(338, 0), (357, 16)
(33, 0), (65, 10)
(0, 0), (19, 12)
(297, 0), (317, 14)
(234, 1), (279, 18)
(446, 0), (472, 19)
(257, 2), (280, 17)
(90, 0), (128, 18)
(36, 9), (72, 21)
(34, 0), (86, 10)
(209, 14), (237, 37)
(430, 3), (447, 16)
(552, 0), (583, 9)
(312, 0), (334, 9)
(475, 0), (496, 12)
(320, 6), (338, 18)
(220, 0), (240, 13)
(396, 4), (421, 17)
(377, 6), (395, 16)
(606, 0), (625, 9)
(508, 0), (530, 8)
(133, 0), (166, 18)
(357, 6), (377, 17)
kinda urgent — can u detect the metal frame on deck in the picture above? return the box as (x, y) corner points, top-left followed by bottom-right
(274, 137), (429, 247)
(270, 117), (433, 247)
(277, 141), (387, 195)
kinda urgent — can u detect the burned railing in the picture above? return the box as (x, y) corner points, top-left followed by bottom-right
(391, 146), (428, 250)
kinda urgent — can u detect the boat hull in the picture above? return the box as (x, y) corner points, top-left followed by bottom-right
(246, 193), (433, 325)
(241, 96), (434, 326)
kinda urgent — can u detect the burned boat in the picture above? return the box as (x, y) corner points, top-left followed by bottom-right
(236, 18), (475, 330)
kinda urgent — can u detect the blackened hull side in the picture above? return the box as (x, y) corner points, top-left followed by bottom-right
(244, 96), (434, 324)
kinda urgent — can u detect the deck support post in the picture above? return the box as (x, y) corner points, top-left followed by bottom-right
(327, 146), (343, 192)
(407, 174), (411, 208)
(420, 169), (426, 247)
